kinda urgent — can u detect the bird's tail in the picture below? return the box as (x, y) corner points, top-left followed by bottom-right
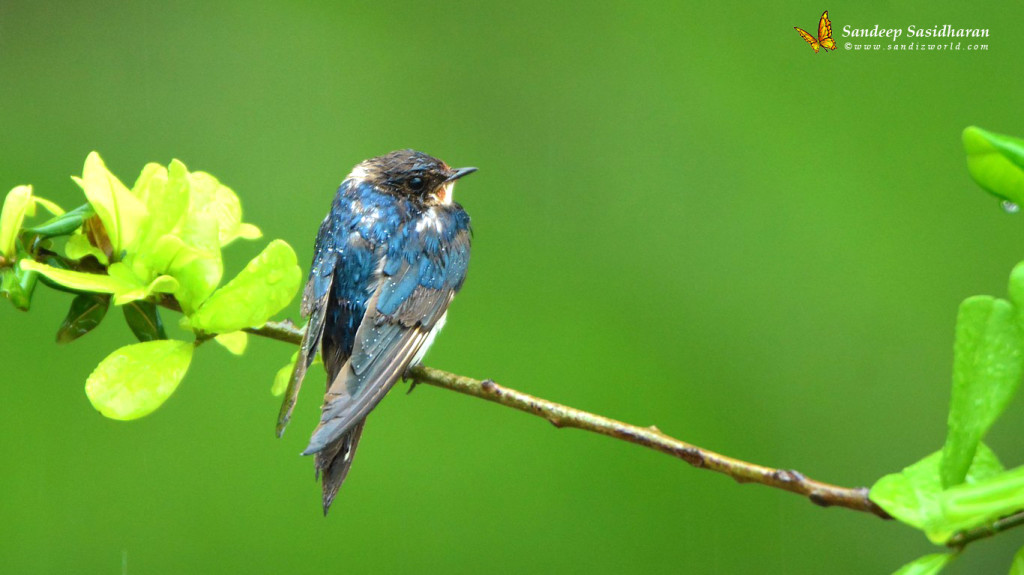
(315, 418), (366, 515)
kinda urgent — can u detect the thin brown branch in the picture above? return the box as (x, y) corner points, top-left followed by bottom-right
(407, 365), (892, 519)
(245, 320), (304, 344)
(248, 319), (890, 519)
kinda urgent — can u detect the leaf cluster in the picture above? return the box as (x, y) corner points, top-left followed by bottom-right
(0, 153), (301, 419)
(873, 127), (1024, 573)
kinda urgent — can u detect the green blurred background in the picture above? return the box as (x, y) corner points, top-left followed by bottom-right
(2, 1), (1024, 573)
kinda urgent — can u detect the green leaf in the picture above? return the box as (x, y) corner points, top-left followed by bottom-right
(31, 256), (78, 294)
(122, 300), (167, 342)
(65, 232), (109, 265)
(942, 296), (1024, 487)
(20, 259), (129, 294)
(131, 162), (166, 200)
(1, 185), (34, 258)
(107, 263), (178, 305)
(187, 171), (261, 247)
(190, 239), (301, 333)
(57, 293), (110, 343)
(146, 234), (221, 312)
(19, 259), (176, 304)
(0, 261), (39, 310)
(1007, 262), (1024, 322)
(145, 165), (225, 312)
(175, 169), (222, 253)
(238, 223), (262, 240)
(169, 250), (221, 311)
(133, 160), (190, 260)
(214, 331), (248, 355)
(963, 126), (1024, 205)
(25, 203), (94, 239)
(85, 340), (193, 420)
(1010, 544), (1024, 575)
(272, 351), (300, 397)
(932, 464), (1024, 543)
(72, 152), (147, 257)
(892, 553), (956, 575)
(31, 196), (64, 217)
(870, 444), (1004, 537)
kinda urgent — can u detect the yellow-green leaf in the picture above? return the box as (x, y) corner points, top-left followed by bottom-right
(109, 270), (178, 305)
(131, 162), (166, 201)
(214, 331), (248, 355)
(932, 464), (1024, 543)
(238, 223), (262, 240)
(942, 296), (1024, 487)
(1009, 262), (1024, 317)
(176, 170), (222, 253)
(73, 152), (147, 257)
(19, 259), (174, 304)
(134, 160), (190, 262)
(870, 443), (1004, 539)
(186, 171), (260, 247)
(85, 340), (193, 420)
(32, 196), (64, 217)
(65, 232), (109, 265)
(964, 126), (1024, 206)
(147, 166), (226, 311)
(197, 172), (238, 245)
(146, 234), (221, 312)
(272, 350), (321, 399)
(20, 259), (137, 294)
(272, 351), (300, 396)
(1, 185), (34, 258)
(190, 239), (301, 333)
(0, 261), (38, 310)
(892, 553), (955, 575)
(1010, 544), (1024, 575)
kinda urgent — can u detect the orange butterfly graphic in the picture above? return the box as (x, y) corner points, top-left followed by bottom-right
(794, 11), (836, 53)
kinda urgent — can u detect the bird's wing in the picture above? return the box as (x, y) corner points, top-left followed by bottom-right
(276, 211), (341, 436)
(302, 224), (470, 455)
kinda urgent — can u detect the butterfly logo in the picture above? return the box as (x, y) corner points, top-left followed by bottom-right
(794, 11), (836, 53)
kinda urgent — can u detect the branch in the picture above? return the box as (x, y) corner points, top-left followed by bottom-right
(248, 320), (891, 519)
(245, 320), (304, 345)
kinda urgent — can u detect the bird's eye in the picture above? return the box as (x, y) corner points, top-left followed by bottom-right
(408, 176), (425, 192)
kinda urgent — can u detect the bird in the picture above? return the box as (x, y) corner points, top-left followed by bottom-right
(276, 149), (476, 514)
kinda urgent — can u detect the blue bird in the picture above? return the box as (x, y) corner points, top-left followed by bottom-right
(276, 150), (476, 514)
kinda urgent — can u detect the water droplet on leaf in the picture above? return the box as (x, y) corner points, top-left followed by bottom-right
(1002, 200), (1020, 214)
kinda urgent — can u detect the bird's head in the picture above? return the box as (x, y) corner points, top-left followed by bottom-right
(347, 149), (476, 206)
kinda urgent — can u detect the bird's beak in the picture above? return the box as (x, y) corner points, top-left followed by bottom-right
(446, 167), (478, 182)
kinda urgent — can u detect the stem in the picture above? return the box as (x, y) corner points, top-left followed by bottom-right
(245, 320), (304, 344)
(248, 319), (890, 518)
(409, 366), (892, 518)
(946, 510), (1024, 549)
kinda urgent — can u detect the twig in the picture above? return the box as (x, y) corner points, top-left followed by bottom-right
(410, 366), (892, 518)
(245, 320), (304, 344)
(246, 319), (891, 519)
(946, 510), (1024, 549)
